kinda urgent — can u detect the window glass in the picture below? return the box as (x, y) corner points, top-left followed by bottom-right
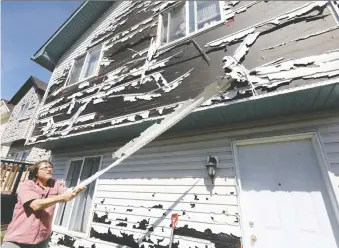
(161, 1), (222, 44)
(188, 1), (196, 33)
(54, 160), (82, 227)
(21, 151), (29, 161)
(18, 103), (29, 120)
(54, 157), (100, 233)
(196, 1), (221, 30)
(162, 4), (186, 44)
(68, 157), (100, 232)
(82, 47), (101, 79)
(67, 55), (86, 86)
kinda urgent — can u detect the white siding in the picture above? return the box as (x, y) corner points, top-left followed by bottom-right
(49, 135), (241, 248)
(0, 143), (11, 158)
(48, 116), (339, 248)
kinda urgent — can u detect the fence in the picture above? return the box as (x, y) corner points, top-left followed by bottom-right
(0, 159), (33, 195)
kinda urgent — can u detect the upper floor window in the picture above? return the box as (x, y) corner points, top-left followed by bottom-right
(54, 156), (101, 233)
(66, 45), (102, 86)
(18, 102), (30, 120)
(161, 1), (223, 45)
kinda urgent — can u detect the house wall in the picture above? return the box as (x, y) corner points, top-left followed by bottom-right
(2, 87), (41, 143)
(1, 87), (51, 161)
(28, 1), (339, 144)
(0, 143), (11, 158)
(6, 144), (51, 162)
(48, 114), (339, 248)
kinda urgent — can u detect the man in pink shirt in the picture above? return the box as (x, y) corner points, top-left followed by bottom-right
(2, 160), (86, 248)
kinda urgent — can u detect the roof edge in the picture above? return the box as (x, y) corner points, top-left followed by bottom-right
(31, 1), (88, 61)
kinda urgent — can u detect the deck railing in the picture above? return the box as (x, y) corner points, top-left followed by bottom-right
(0, 159), (33, 195)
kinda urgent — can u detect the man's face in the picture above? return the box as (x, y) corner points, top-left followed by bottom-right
(37, 162), (53, 181)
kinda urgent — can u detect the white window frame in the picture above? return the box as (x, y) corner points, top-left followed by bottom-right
(158, 1), (225, 49)
(18, 102), (30, 120)
(65, 44), (104, 88)
(52, 155), (103, 238)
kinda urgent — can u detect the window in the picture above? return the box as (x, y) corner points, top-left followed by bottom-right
(13, 151), (29, 162)
(54, 156), (101, 233)
(161, 1), (222, 45)
(18, 102), (30, 120)
(66, 45), (102, 86)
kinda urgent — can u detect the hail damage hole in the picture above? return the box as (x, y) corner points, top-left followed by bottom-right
(93, 212), (111, 224)
(174, 225), (240, 248)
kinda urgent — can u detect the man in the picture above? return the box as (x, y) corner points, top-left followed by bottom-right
(2, 160), (86, 248)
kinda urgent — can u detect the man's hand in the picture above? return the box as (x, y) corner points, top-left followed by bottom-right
(74, 186), (87, 194)
(60, 190), (77, 202)
(61, 186), (87, 202)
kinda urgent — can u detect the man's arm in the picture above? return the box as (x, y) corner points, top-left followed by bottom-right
(29, 187), (86, 211)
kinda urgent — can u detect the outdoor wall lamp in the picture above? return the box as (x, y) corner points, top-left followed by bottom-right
(205, 155), (218, 185)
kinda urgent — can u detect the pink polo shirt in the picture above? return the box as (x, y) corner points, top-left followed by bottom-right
(4, 179), (67, 244)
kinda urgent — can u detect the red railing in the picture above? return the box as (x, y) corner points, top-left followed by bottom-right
(0, 159), (33, 195)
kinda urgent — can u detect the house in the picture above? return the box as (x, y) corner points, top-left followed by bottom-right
(0, 99), (14, 157)
(1, 76), (51, 162)
(27, 1), (339, 248)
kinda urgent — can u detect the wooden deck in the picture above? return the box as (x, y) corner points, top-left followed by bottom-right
(1, 159), (33, 195)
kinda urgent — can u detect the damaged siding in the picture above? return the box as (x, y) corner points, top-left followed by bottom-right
(29, 1), (339, 144)
(48, 136), (241, 248)
(47, 115), (339, 248)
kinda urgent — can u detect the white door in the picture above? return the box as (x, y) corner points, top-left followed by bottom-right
(236, 138), (339, 248)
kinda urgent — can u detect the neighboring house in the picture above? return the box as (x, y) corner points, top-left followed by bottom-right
(27, 1), (339, 248)
(1, 76), (51, 162)
(0, 99), (14, 157)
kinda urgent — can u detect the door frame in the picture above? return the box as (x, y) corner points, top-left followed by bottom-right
(232, 132), (339, 248)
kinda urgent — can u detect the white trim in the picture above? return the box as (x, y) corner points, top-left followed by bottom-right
(1, 100), (11, 113)
(329, 1), (339, 25)
(159, 1), (225, 49)
(26, 78), (339, 146)
(85, 155), (103, 238)
(312, 133), (339, 224)
(232, 133), (339, 248)
(64, 44), (104, 89)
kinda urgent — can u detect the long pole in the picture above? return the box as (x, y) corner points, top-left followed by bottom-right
(75, 77), (234, 189)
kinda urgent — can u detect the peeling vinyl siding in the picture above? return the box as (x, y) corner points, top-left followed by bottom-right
(318, 124), (339, 192)
(49, 135), (241, 248)
(29, 1), (339, 144)
(46, 1), (132, 91)
(47, 114), (339, 248)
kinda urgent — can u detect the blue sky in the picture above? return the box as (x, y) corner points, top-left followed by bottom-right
(1, 1), (81, 100)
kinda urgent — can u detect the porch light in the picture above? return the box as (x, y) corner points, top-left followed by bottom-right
(205, 155), (218, 184)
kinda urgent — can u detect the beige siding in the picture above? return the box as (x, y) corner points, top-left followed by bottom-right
(2, 87), (41, 143)
(6, 145), (51, 162)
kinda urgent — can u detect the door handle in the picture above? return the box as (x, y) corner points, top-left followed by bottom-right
(251, 235), (257, 242)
